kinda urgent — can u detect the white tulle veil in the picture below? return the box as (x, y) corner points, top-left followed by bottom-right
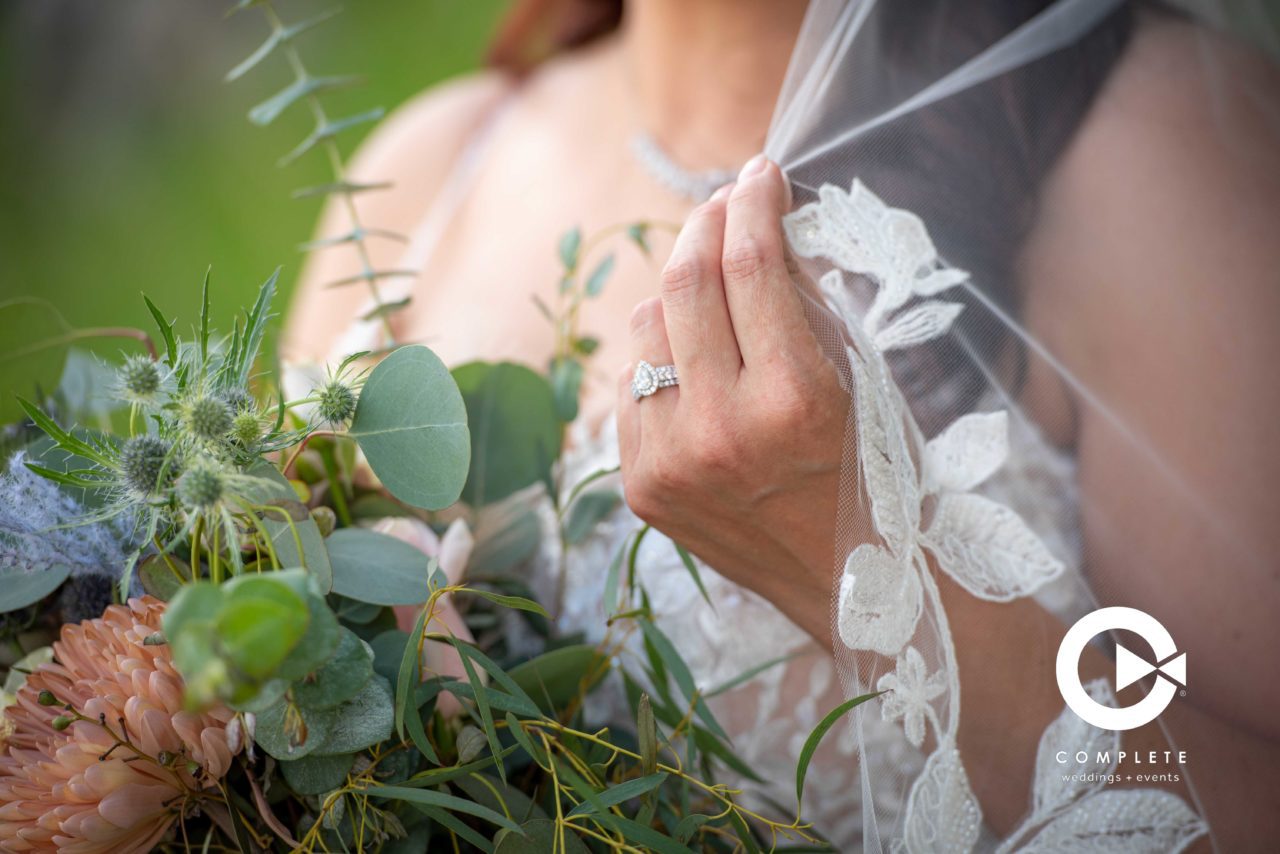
(761, 0), (1277, 850)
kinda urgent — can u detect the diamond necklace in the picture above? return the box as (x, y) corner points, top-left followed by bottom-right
(629, 132), (740, 203)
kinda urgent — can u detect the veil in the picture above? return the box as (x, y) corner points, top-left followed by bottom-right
(761, 0), (1279, 850)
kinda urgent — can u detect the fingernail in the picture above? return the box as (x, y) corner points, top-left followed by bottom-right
(738, 153), (768, 181)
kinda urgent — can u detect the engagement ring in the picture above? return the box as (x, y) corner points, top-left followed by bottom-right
(631, 360), (678, 400)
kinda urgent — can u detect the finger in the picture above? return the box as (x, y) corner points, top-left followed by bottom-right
(616, 362), (641, 471)
(721, 156), (811, 367)
(659, 183), (742, 389)
(627, 297), (679, 423)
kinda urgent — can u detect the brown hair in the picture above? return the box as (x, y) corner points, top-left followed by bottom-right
(487, 0), (623, 74)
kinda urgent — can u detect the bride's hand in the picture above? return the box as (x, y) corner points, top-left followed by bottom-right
(617, 155), (847, 645)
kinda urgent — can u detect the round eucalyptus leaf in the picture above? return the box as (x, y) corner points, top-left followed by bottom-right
(291, 629), (374, 711)
(217, 576), (310, 679)
(0, 566), (70, 614)
(327, 528), (432, 606)
(280, 752), (355, 796)
(349, 345), (470, 510)
(452, 361), (562, 507)
(310, 673), (395, 756)
(274, 590), (342, 682)
(508, 644), (608, 714)
(368, 629), (411, 684)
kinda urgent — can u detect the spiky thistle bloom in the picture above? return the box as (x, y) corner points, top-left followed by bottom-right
(0, 597), (240, 853)
(181, 396), (233, 443)
(176, 459), (224, 511)
(316, 379), (357, 427)
(115, 356), (165, 408)
(118, 435), (179, 501)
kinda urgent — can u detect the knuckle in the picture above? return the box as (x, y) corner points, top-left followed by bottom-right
(660, 253), (711, 300)
(660, 255), (709, 299)
(628, 298), (662, 336)
(721, 235), (776, 282)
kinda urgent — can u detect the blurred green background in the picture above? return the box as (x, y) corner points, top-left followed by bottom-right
(0, 0), (507, 410)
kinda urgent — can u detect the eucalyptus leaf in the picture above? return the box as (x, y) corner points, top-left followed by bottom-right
(291, 629), (373, 711)
(244, 463), (332, 592)
(349, 345), (470, 510)
(452, 361), (560, 507)
(558, 227), (582, 270)
(508, 644), (607, 714)
(217, 575), (310, 679)
(795, 692), (881, 809)
(280, 752), (355, 796)
(494, 819), (589, 854)
(566, 772), (668, 817)
(584, 252), (615, 297)
(549, 356), (584, 423)
(365, 786), (524, 836)
(0, 566), (70, 613)
(564, 488), (621, 544)
(137, 555), (186, 601)
(327, 527), (432, 606)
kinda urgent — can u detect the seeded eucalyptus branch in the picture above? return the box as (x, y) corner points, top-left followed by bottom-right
(226, 0), (410, 347)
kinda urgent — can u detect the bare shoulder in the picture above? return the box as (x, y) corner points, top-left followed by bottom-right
(345, 70), (513, 190)
(283, 70), (512, 361)
(1026, 12), (1280, 361)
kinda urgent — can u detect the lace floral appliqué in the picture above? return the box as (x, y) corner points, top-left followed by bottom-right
(783, 179), (1206, 853)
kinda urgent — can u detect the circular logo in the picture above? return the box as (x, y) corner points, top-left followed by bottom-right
(1056, 606), (1186, 731)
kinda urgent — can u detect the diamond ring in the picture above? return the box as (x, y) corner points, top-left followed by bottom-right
(631, 360), (679, 400)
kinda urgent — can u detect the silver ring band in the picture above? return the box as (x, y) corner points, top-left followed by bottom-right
(631, 360), (679, 400)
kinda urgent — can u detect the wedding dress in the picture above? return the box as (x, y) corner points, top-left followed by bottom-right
(294, 0), (1278, 849)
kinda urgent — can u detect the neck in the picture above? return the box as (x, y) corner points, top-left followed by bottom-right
(620, 0), (809, 169)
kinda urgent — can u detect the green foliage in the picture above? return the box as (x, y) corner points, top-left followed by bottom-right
(0, 566), (71, 613)
(349, 345), (471, 510)
(327, 527), (434, 606)
(451, 361), (561, 507)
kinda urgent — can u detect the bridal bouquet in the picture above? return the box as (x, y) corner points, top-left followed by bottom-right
(0, 3), (867, 852)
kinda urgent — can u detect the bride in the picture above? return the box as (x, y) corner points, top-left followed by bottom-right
(285, 0), (1279, 849)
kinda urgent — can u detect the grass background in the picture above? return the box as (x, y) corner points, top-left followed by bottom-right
(0, 0), (506, 404)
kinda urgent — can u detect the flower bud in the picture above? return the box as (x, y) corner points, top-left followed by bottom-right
(119, 355), (162, 402)
(37, 690), (57, 706)
(51, 715), (72, 731)
(184, 395), (234, 441)
(120, 435), (177, 498)
(177, 460), (224, 509)
(317, 380), (357, 425)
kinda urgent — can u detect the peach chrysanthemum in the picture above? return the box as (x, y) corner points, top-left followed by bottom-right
(0, 596), (241, 853)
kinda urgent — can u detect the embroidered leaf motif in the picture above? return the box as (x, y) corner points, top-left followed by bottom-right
(913, 267), (971, 298)
(873, 300), (964, 351)
(837, 544), (922, 655)
(783, 179), (970, 337)
(923, 411), (1009, 495)
(1019, 789), (1207, 853)
(923, 493), (1063, 602)
(898, 742), (982, 853)
(852, 356), (920, 556)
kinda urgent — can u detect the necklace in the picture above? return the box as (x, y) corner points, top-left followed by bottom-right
(629, 132), (740, 203)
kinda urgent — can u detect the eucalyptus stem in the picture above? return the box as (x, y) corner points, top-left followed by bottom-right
(258, 2), (397, 346)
